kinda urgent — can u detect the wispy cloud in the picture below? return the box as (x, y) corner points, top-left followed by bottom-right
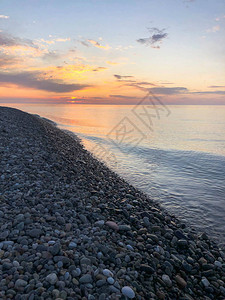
(137, 27), (168, 48)
(114, 74), (133, 80)
(215, 15), (225, 21)
(208, 85), (225, 88)
(0, 15), (9, 19)
(39, 37), (71, 45)
(207, 25), (220, 33)
(114, 74), (224, 96)
(55, 38), (70, 42)
(0, 71), (89, 93)
(92, 66), (107, 72)
(115, 45), (134, 51)
(81, 39), (110, 50)
(192, 90), (225, 95)
(126, 81), (156, 90)
(114, 74), (155, 89)
(149, 87), (188, 94)
(149, 86), (225, 95)
(0, 32), (37, 48)
(106, 61), (119, 65)
(41, 51), (61, 61)
(0, 32), (44, 67)
(0, 53), (22, 68)
(109, 94), (137, 100)
(159, 82), (174, 85)
(0, 32), (77, 69)
(79, 40), (90, 47)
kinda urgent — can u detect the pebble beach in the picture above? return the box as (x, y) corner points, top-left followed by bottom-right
(0, 106), (225, 300)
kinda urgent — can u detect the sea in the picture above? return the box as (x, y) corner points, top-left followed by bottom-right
(1, 102), (225, 247)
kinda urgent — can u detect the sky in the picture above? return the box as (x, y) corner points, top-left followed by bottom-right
(0, 0), (225, 104)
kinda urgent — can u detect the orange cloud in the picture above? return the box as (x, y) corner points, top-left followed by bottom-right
(38, 37), (71, 44)
(37, 64), (107, 82)
(0, 15), (9, 19)
(0, 70), (90, 93)
(87, 39), (111, 50)
(0, 44), (44, 58)
(207, 25), (220, 33)
(106, 61), (120, 65)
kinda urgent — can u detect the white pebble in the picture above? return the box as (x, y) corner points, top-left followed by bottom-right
(46, 273), (58, 285)
(107, 277), (115, 285)
(103, 269), (113, 277)
(162, 274), (172, 287)
(95, 220), (105, 226)
(122, 286), (135, 299)
(48, 241), (56, 246)
(126, 244), (134, 251)
(97, 252), (103, 259)
(201, 277), (210, 287)
(13, 261), (20, 267)
(75, 268), (81, 276)
(214, 260), (222, 268)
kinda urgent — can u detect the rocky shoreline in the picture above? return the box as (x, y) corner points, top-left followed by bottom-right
(0, 106), (225, 300)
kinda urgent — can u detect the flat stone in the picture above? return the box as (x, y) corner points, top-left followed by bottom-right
(79, 214), (88, 223)
(105, 221), (119, 231)
(68, 242), (77, 249)
(177, 239), (188, 248)
(16, 214), (24, 221)
(57, 261), (63, 268)
(140, 264), (155, 274)
(2, 262), (12, 270)
(46, 273), (58, 285)
(15, 279), (27, 289)
(175, 275), (187, 288)
(72, 267), (81, 277)
(162, 274), (172, 287)
(17, 222), (24, 230)
(80, 257), (92, 265)
(36, 245), (48, 252)
(72, 278), (79, 285)
(50, 243), (60, 255)
(53, 256), (70, 266)
(201, 277), (210, 288)
(148, 234), (159, 242)
(182, 260), (192, 272)
(156, 291), (166, 300)
(202, 269), (214, 277)
(95, 220), (105, 227)
(28, 229), (42, 238)
(126, 244), (134, 251)
(143, 216), (150, 226)
(65, 223), (72, 231)
(0, 230), (9, 240)
(96, 279), (106, 287)
(118, 225), (131, 231)
(214, 260), (222, 268)
(57, 216), (65, 225)
(79, 274), (93, 284)
(174, 230), (186, 239)
(122, 286), (135, 299)
(107, 277), (115, 284)
(52, 289), (60, 298)
(103, 269), (113, 277)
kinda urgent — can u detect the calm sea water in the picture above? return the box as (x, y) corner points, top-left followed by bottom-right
(2, 103), (225, 246)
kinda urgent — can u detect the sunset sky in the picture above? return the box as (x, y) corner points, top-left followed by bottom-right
(0, 0), (225, 104)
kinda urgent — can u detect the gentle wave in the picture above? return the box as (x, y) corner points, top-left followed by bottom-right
(79, 132), (225, 246)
